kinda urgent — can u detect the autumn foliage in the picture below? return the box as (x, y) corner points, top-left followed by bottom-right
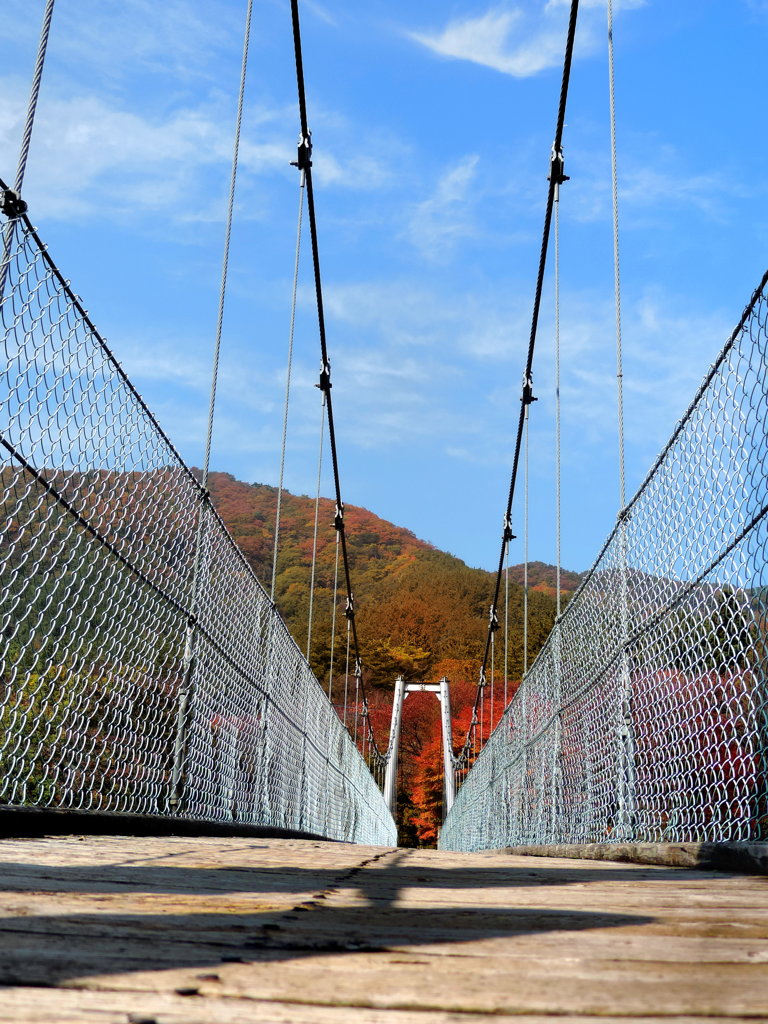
(207, 472), (577, 846)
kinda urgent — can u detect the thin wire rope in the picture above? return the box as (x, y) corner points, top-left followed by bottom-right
(524, 406), (530, 675)
(607, 0), (626, 511)
(0, 0), (56, 301)
(14, 0), (56, 195)
(202, 0), (254, 491)
(504, 543), (509, 708)
(490, 634), (495, 732)
(354, 671), (360, 745)
(272, 171), (306, 600)
(327, 533), (340, 701)
(171, 0), (255, 808)
(343, 620), (351, 727)
(306, 390), (325, 660)
(554, 183), (562, 618)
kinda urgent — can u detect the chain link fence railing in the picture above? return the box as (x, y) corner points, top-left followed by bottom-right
(440, 271), (768, 852)
(0, 208), (396, 847)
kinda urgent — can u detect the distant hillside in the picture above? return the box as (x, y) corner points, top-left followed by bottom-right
(206, 472), (564, 690)
(505, 560), (583, 596)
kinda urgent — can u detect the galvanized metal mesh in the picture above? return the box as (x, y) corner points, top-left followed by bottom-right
(0, 211), (396, 846)
(441, 271), (768, 852)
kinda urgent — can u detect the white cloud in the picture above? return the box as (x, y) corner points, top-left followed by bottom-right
(410, 8), (565, 78)
(409, 1), (646, 78)
(405, 155), (480, 259)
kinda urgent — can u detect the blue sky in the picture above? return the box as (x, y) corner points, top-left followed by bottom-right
(2, 0), (766, 573)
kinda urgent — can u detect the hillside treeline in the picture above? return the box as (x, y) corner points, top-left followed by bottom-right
(207, 472), (579, 845)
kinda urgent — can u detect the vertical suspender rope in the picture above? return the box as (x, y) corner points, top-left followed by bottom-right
(607, 0), (634, 839)
(171, 0), (254, 809)
(327, 532), (340, 700)
(202, 0), (254, 492)
(272, 171), (306, 601)
(554, 170), (563, 619)
(523, 407), (529, 676)
(306, 390), (326, 659)
(1, 0), (56, 299)
(15, 0), (56, 197)
(503, 540), (509, 709)
(608, 0), (626, 511)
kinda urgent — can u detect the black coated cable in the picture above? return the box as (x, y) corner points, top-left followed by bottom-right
(457, 0), (581, 768)
(289, 0), (385, 762)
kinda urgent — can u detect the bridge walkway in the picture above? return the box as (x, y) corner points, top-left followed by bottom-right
(0, 834), (766, 1022)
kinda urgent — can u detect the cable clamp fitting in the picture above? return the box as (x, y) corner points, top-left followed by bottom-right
(503, 515), (516, 544)
(291, 132), (313, 171)
(345, 594), (355, 620)
(354, 657), (363, 678)
(1, 188), (27, 219)
(522, 374), (538, 406)
(489, 605), (499, 632)
(333, 502), (344, 531)
(316, 359), (332, 393)
(548, 143), (570, 187)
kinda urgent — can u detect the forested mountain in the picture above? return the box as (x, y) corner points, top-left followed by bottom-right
(207, 472), (579, 690)
(207, 471), (581, 845)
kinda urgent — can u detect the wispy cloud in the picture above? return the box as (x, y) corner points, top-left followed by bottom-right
(409, 7), (564, 78)
(405, 155), (480, 259)
(408, 1), (646, 78)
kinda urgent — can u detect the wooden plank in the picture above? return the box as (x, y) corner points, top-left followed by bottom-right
(0, 835), (766, 1021)
(1, 988), (760, 1024)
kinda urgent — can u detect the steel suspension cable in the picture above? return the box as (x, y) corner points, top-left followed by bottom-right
(455, 0), (580, 769)
(271, 171), (306, 601)
(289, 0), (386, 765)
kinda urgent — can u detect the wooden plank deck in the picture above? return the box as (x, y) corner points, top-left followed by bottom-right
(0, 834), (766, 1022)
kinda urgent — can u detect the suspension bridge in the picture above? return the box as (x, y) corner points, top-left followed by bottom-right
(1, 0), (767, 1019)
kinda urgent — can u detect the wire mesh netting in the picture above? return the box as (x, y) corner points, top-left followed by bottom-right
(0, 211), (396, 846)
(440, 271), (768, 852)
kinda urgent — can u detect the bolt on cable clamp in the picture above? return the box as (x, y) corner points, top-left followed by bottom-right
(291, 132), (313, 171)
(317, 360), (332, 392)
(522, 374), (538, 406)
(503, 515), (516, 543)
(548, 143), (570, 186)
(1, 189), (27, 218)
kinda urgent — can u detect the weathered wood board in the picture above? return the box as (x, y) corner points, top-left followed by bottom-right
(0, 835), (766, 1022)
